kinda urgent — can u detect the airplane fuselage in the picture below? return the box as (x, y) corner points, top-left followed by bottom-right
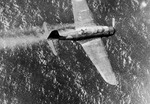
(48, 26), (116, 41)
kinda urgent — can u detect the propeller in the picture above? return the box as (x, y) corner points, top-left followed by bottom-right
(112, 18), (115, 28)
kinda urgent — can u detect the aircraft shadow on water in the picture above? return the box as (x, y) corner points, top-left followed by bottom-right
(44, 0), (118, 85)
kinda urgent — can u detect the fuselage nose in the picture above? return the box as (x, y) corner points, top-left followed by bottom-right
(108, 27), (116, 35)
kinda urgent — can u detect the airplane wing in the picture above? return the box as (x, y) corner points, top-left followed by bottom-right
(72, 0), (95, 28)
(72, 0), (118, 85)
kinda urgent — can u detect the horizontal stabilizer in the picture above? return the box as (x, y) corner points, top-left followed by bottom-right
(42, 22), (58, 56)
(42, 22), (49, 38)
(47, 39), (58, 56)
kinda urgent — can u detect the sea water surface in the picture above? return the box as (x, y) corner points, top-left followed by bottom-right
(0, 0), (150, 104)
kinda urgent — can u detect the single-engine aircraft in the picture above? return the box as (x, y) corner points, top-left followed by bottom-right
(44, 0), (118, 85)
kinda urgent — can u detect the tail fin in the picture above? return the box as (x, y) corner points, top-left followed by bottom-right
(42, 22), (60, 39)
(47, 30), (60, 39)
(43, 22), (58, 56)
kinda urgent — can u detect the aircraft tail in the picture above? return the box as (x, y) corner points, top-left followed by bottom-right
(42, 22), (58, 56)
(47, 30), (60, 39)
(47, 39), (58, 56)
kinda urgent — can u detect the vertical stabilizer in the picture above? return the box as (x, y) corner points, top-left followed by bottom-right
(43, 22), (58, 56)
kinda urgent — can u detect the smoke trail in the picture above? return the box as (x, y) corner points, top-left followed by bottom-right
(0, 36), (43, 49)
(0, 23), (75, 50)
(0, 28), (47, 50)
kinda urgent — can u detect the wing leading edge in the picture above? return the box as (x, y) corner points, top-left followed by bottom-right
(81, 38), (118, 85)
(72, 0), (95, 27)
(72, 0), (118, 85)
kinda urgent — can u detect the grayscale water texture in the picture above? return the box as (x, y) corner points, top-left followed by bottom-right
(0, 0), (150, 104)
